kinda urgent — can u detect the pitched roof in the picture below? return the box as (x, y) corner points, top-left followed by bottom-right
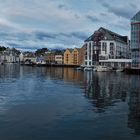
(74, 48), (80, 51)
(66, 48), (73, 53)
(85, 27), (128, 44)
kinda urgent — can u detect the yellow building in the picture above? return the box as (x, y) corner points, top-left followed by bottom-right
(64, 48), (85, 65)
(71, 48), (80, 65)
(64, 49), (73, 64)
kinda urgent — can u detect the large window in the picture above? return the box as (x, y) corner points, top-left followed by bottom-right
(110, 42), (114, 56)
(102, 42), (107, 53)
(89, 42), (92, 60)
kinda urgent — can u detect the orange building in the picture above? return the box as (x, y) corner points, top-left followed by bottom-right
(64, 47), (85, 65)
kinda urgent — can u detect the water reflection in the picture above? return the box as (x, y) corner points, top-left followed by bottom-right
(84, 71), (130, 112)
(0, 64), (140, 139)
(128, 76), (140, 135)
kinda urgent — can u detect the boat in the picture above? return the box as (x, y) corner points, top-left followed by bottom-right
(116, 68), (124, 72)
(76, 67), (83, 70)
(84, 67), (93, 71)
(93, 66), (110, 72)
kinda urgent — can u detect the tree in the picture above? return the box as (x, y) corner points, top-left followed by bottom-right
(35, 48), (48, 56)
(11, 48), (21, 55)
(0, 46), (6, 52)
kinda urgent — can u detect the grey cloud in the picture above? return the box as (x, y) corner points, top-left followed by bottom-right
(102, 2), (137, 19)
(130, 3), (137, 9)
(70, 32), (88, 40)
(86, 15), (100, 22)
(35, 32), (56, 41)
(58, 4), (65, 9)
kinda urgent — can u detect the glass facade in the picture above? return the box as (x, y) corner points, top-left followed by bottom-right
(131, 11), (140, 68)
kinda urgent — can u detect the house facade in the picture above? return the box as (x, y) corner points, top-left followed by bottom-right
(79, 45), (86, 66)
(55, 55), (63, 64)
(64, 48), (85, 65)
(45, 53), (55, 64)
(84, 27), (131, 68)
(131, 11), (140, 68)
(71, 48), (80, 65)
(64, 49), (73, 65)
(0, 48), (20, 63)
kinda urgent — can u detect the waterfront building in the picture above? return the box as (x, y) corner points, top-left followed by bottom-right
(84, 27), (131, 68)
(131, 11), (140, 68)
(22, 52), (36, 63)
(78, 45), (86, 66)
(55, 55), (63, 64)
(64, 49), (73, 65)
(23, 57), (36, 63)
(45, 53), (55, 64)
(64, 48), (85, 65)
(0, 48), (20, 63)
(19, 53), (24, 62)
(71, 48), (80, 65)
(36, 56), (46, 64)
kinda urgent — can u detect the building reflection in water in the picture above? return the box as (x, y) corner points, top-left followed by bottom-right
(128, 75), (140, 135)
(1, 65), (140, 135)
(0, 64), (20, 82)
(84, 72), (129, 113)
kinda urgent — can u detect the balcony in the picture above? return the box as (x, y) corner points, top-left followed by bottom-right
(99, 55), (108, 60)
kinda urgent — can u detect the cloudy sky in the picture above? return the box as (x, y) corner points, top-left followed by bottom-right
(0, 0), (139, 51)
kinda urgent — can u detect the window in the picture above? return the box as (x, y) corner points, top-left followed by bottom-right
(102, 42), (107, 54)
(89, 62), (91, 65)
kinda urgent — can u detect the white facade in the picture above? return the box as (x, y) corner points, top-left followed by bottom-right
(0, 54), (19, 63)
(84, 41), (94, 67)
(19, 53), (24, 62)
(55, 55), (63, 64)
(99, 40), (131, 68)
(99, 59), (132, 68)
(83, 27), (131, 69)
(100, 40), (116, 60)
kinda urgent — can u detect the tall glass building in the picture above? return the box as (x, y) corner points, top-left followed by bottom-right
(131, 11), (140, 68)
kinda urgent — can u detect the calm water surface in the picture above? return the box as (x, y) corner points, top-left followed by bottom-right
(0, 64), (140, 140)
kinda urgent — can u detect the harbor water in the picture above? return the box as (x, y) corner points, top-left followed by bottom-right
(0, 64), (140, 140)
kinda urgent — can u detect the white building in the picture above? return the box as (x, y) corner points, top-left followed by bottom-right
(19, 53), (24, 62)
(0, 48), (20, 63)
(84, 27), (131, 68)
(55, 55), (63, 64)
(84, 30), (102, 67)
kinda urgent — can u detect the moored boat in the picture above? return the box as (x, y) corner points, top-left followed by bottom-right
(93, 66), (110, 72)
(84, 67), (93, 71)
(116, 68), (124, 72)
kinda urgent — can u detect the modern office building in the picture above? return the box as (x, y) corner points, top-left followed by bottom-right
(131, 11), (140, 68)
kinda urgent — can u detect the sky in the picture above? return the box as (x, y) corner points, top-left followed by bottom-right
(0, 0), (139, 51)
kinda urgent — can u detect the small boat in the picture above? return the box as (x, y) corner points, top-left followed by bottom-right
(93, 66), (109, 72)
(116, 69), (124, 72)
(76, 67), (83, 70)
(84, 67), (93, 71)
